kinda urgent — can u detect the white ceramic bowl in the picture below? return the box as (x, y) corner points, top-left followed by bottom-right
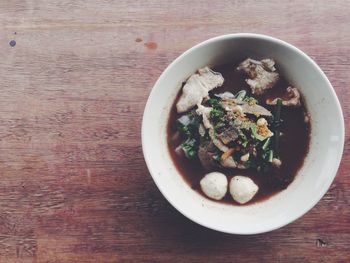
(142, 33), (344, 234)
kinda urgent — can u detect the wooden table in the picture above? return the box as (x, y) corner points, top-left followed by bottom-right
(0, 1), (349, 262)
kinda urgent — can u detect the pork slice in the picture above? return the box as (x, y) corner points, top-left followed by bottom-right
(198, 139), (218, 169)
(217, 126), (239, 144)
(237, 58), (279, 95)
(176, 67), (224, 113)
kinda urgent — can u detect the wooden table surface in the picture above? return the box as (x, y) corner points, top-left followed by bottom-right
(0, 1), (349, 262)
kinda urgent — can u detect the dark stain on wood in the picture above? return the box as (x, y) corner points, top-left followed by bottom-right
(9, 40), (16, 47)
(316, 238), (328, 247)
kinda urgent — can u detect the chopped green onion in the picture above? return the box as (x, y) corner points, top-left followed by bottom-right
(210, 108), (224, 121)
(212, 154), (221, 161)
(177, 124), (190, 136)
(268, 150), (274, 162)
(181, 138), (198, 159)
(275, 99), (282, 122)
(262, 138), (271, 151)
(274, 99), (282, 155)
(241, 140), (249, 148)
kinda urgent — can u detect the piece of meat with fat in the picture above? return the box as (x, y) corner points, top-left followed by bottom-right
(266, 86), (301, 107)
(198, 139), (219, 169)
(217, 126), (239, 144)
(176, 67), (224, 113)
(208, 129), (229, 152)
(198, 140), (242, 170)
(237, 58), (279, 95)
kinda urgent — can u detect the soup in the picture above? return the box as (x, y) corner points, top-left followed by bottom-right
(167, 58), (310, 205)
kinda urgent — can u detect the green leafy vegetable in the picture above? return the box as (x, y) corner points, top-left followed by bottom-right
(244, 96), (258, 105)
(208, 98), (225, 126)
(176, 112), (200, 160)
(177, 124), (190, 136)
(241, 140), (249, 148)
(208, 98), (222, 108)
(214, 122), (225, 130)
(268, 150), (274, 162)
(210, 108), (224, 121)
(181, 138), (198, 159)
(262, 138), (271, 151)
(212, 154), (221, 161)
(239, 120), (257, 131)
(176, 113), (200, 137)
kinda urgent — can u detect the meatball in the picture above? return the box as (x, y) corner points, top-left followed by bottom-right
(200, 172), (228, 200)
(229, 176), (259, 204)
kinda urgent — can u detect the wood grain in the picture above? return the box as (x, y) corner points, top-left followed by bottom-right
(0, 0), (349, 262)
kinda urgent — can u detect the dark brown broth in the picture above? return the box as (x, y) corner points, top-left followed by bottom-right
(167, 62), (311, 205)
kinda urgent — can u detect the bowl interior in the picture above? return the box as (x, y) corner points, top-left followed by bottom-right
(142, 34), (344, 234)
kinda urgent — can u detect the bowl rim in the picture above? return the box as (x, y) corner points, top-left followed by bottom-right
(141, 33), (345, 234)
